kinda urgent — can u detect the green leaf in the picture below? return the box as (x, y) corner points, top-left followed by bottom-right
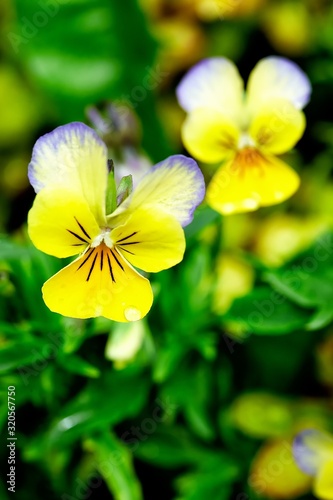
(134, 424), (239, 500)
(0, 335), (60, 374)
(116, 175), (133, 206)
(134, 425), (223, 468)
(224, 285), (313, 335)
(306, 306), (333, 330)
(184, 205), (220, 245)
(45, 368), (150, 447)
(0, 236), (35, 260)
(11, 0), (156, 120)
(0, 237), (62, 325)
(105, 168), (117, 215)
(264, 232), (333, 330)
(160, 359), (215, 441)
(175, 460), (237, 500)
(85, 431), (142, 500)
(57, 353), (100, 378)
(152, 341), (185, 383)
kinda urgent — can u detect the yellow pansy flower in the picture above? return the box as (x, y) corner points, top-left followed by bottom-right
(177, 56), (311, 214)
(293, 429), (333, 499)
(27, 122), (205, 322)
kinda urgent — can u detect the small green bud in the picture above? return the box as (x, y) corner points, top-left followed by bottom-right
(117, 175), (133, 206)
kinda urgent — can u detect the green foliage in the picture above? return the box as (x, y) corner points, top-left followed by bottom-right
(2, 0), (333, 499)
(86, 432), (143, 500)
(264, 232), (333, 330)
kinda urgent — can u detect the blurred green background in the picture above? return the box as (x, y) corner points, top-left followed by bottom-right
(1, 0), (333, 499)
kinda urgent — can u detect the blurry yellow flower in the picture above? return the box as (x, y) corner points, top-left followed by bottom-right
(195, 0), (267, 21)
(151, 19), (206, 80)
(293, 429), (333, 500)
(27, 122), (204, 322)
(250, 438), (312, 499)
(213, 253), (254, 313)
(1, 153), (31, 196)
(0, 65), (40, 147)
(139, 0), (205, 78)
(231, 392), (294, 439)
(254, 214), (328, 267)
(177, 57), (311, 214)
(262, 2), (311, 56)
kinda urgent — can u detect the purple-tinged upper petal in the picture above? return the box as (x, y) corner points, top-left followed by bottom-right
(28, 122), (108, 225)
(176, 57), (244, 124)
(293, 429), (333, 476)
(247, 56), (312, 112)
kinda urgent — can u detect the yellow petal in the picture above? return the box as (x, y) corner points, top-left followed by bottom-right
(28, 123), (108, 225)
(206, 148), (300, 215)
(181, 108), (240, 163)
(112, 207), (185, 273)
(28, 188), (101, 258)
(108, 155), (205, 228)
(42, 243), (153, 322)
(249, 99), (306, 155)
(314, 460), (333, 500)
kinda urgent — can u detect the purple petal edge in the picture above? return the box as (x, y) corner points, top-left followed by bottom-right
(176, 57), (231, 112)
(292, 429), (322, 476)
(263, 56), (312, 109)
(28, 122), (107, 193)
(152, 154), (206, 227)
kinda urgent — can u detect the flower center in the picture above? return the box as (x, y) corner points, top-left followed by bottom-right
(91, 227), (113, 248)
(238, 133), (256, 150)
(232, 147), (266, 174)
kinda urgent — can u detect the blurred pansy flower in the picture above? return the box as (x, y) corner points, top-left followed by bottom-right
(293, 429), (333, 500)
(177, 56), (311, 214)
(250, 437), (312, 499)
(253, 214), (328, 267)
(194, 0), (267, 21)
(262, 2), (311, 56)
(27, 122), (204, 322)
(213, 253), (254, 314)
